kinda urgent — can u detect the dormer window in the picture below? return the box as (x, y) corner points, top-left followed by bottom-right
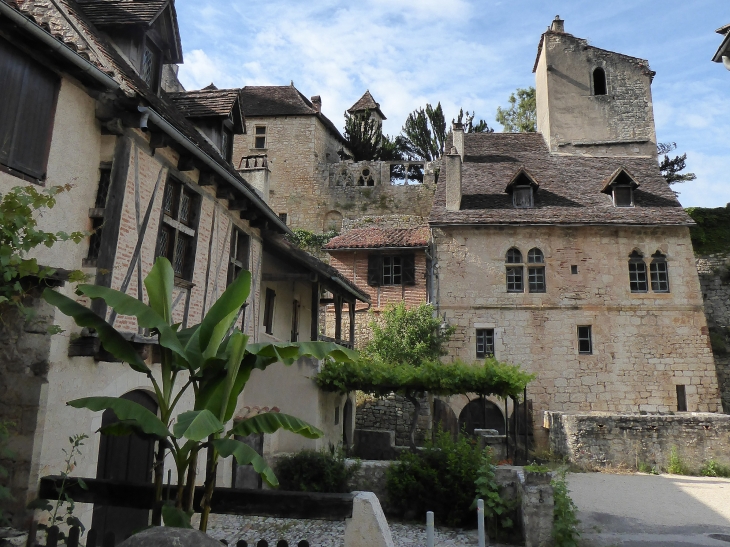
(141, 44), (159, 88)
(601, 167), (639, 208)
(505, 167), (539, 209)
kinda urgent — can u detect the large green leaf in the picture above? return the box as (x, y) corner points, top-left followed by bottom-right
(246, 341), (359, 369)
(42, 289), (149, 373)
(228, 412), (323, 440)
(144, 258), (174, 324)
(198, 270), (251, 355)
(212, 438), (278, 487)
(161, 503), (192, 529)
(77, 284), (187, 363)
(173, 410), (224, 441)
(68, 397), (170, 438)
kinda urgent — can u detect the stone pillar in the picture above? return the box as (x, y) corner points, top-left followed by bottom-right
(521, 471), (555, 547)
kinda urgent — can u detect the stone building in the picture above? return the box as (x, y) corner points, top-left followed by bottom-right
(347, 90), (387, 124)
(0, 0), (368, 535)
(431, 17), (720, 427)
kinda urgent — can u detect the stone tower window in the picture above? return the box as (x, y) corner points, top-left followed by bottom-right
(628, 250), (648, 293)
(577, 325), (593, 354)
(527, 248), (546, 293)
(505, 247), (524, 292)
(254, 126), (267, 149)
(593, 67), (607, 96)
(650, 252), (670, 293)
(476, 328), (494, 358)
(358, 167), (374, 186)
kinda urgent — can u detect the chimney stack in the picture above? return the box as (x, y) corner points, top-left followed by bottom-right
(551, 15), (564, 33)
(452, 121), (464, 160)
(445, 146), (462, 212)
(311, 95), (322, 113)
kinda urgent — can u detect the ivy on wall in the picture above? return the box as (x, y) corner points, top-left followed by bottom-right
(686, 206), (730, 256)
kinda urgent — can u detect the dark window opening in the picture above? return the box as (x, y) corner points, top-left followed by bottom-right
(278, 212), (288, 224)
(476, 328), (494, 358)
(254, 126), (266, 149)
(222, 127), (233, 163)
(513, 186), (533, 208)
(383, 256), (402, 285)
(334, 405), (340, 426)
(0, 37), (60, 181)
(578, 325), (592, 354)
(95, 168), (112, 208)
(156, 179), (199, 280)
(87, 167), (112, 261)
(141, 43), (160, 90)
(527, 248), (544, 263)
(227, 228), (250, 287)
(263, 288), (276, 335)
(650, 252), (669, 293)
(368, 253), (415, 286)
(628, 251), (648, 293)
(506, 267), (523, 292)
(613, 185), (633, 207)
(676, 385), (687, 412)
(390, 164), (406, 185)
(571, 265), (578, 274)
(87, 218), (104, 261)
(593, 67), (607, 96)
(291, 299), (300, 342)
(506, 248), (522, 264)
(528, 267), (546, 293)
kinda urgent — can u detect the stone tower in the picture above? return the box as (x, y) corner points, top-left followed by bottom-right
(347, 90), (387, 124)
(534, 16), (657, 157)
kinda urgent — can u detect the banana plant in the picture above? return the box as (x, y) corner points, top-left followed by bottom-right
(43, 257), (357, 531)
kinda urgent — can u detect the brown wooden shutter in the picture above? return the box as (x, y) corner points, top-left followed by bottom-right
(402, 253), (416, 286)
(0, 38), (59, 180)
(367, 254), (382, 286)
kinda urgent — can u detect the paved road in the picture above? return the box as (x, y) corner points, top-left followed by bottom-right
(567, 473), (730, 546)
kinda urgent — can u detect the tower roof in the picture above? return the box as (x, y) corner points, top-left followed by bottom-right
(347, 90), (386, 120)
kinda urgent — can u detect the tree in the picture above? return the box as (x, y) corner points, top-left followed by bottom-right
(317, 303), (533, 450)
(455, 108), (494, 134)
(495, 87), (536, 133)
(658, 142), (697, 185)
(342, 109), (405, 162)
(43, 258), (357, 531)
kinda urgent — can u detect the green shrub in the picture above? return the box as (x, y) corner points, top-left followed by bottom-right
(0, 421), (15, 526)
(474, 448), (516, 539)
(551, 470), (580, 547)
(666, 447), (690, 475)
(637, 461), (659, 475)
(386, 429), (482, 527)
(700, 459), (730, 478)
(275, 449), (358, 493)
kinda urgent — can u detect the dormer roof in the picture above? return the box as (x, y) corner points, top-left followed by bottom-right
(505, 167), (539, 193)
(600, 167), (640, 194)
(168, 88), (246, 134)
(347, 90), (386, 120)
(75, 0), (183, 63)
(713, 24), (730, 63)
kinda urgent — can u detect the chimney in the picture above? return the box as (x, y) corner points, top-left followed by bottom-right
(551, 15), (564, 33)
(311, 95), (322, 113)
(445, 146), (462, 212)
(452, 121), (464, 160)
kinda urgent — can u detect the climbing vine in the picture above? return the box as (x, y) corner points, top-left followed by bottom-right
(686, 206), (730, 256)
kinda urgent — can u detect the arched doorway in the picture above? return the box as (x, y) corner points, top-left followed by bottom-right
(458, 398), (505, 435)
(433, 399), (459, 441)
(91, 390), (157, 541)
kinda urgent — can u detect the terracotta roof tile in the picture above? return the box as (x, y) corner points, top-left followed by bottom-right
(429, 133), (692, 227)
(324, 226), (429, 250)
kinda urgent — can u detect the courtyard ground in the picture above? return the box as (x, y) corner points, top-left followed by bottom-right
(569, 472), (730, 547)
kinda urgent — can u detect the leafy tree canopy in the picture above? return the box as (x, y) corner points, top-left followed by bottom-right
(495, 87), (537, 133)
(342, 109), (405, 162)
(657, 142), (697, 185)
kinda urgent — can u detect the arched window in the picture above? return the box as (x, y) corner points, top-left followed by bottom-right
(650, 252), (670, 292)
(527, 248), (546, 293)
(593, 67), (607, 96)
(628, 250), (647, 292)
(505, 248), (523, 292)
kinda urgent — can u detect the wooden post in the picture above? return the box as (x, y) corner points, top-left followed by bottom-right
(310, 282), (319, 341)
(348, 300), (355, 348)
(334, 296), (343, 342)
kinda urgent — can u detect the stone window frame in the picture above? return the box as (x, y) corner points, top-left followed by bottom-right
(649, 251), (670, 293)
(254, 125), (267, 149)
(591, 64), (608, 96)
(577, 325), (593, 355)
(527, 248), (546, 293)
(628, 250), (648, 293)
(505, 247), (524, 293)
(475, 328), (495, 358)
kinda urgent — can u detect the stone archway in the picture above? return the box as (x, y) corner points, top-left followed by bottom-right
(458, 398), (505, 435)
(91, 390), (157, 541)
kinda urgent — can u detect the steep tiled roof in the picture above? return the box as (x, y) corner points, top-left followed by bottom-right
(324, 226), (429, 250)
(429, 133), (692, 226)
(239, 85), (346, 144)
(74, 0), (168, 25)
(168, 88), (243, 123)
(347, 90), (386, 120)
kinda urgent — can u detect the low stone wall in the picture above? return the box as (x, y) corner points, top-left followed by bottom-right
(355, 394), (431, 448)
(545, 411), (730, 470)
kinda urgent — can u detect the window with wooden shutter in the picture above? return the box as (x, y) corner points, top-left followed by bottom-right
(401, 254), (416, 286)
(155, 178), (200, 281)
(0, 38), (59, 181)
(263, 288), (276, 335)
(367, 254), (382, 286)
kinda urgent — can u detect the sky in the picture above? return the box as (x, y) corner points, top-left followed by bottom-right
(174, 0), (729, 208)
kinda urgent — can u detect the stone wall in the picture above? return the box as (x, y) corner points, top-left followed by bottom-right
(355, 394), (431, 447)
(696, 253), (730, 412)
(546, 411), (730, 470)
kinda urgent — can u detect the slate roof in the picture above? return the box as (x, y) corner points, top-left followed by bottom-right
(74, 0), (168, 26)
(429, 133), (692, 227)
(347, 90), (386, 120)
(167, 88), (245, 132)
(324, 226), (429, 250)
(713, 25), (730, 62)
(239, 86), (347, 144)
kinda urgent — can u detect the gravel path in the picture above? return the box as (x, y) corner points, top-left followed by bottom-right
(202, 514), (510, 547)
